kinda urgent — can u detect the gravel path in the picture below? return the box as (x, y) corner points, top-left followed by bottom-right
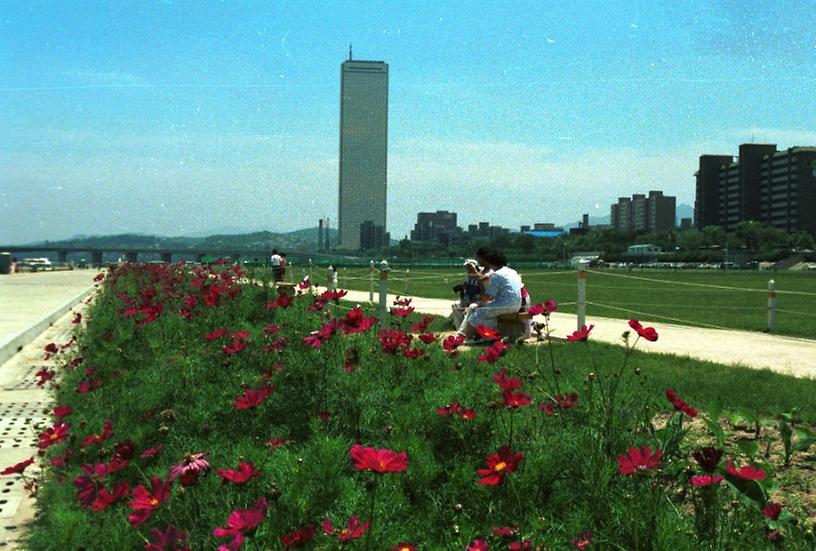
(341, 289), (816, 378)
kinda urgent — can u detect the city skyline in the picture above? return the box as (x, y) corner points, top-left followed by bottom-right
(2, 1), (816, 244)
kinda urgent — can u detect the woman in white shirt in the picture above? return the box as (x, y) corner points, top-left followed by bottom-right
(457, 248), (522, 340)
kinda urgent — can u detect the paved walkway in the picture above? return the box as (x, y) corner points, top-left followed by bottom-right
(0, 271), (96, 366)
(0, 271), (95, 548)
(341, 290), (816, 378)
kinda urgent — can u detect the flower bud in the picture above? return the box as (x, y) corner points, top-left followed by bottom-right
(454, 503), (463, 512)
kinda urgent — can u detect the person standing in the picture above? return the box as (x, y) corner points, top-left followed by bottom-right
(279, 252), (288, 282)
(270, 249), (282, 282)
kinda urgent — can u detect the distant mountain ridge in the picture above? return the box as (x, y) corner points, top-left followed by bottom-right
(28, 227), (339, 252)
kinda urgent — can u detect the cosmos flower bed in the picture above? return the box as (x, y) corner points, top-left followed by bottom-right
(19, 262), (814, 549)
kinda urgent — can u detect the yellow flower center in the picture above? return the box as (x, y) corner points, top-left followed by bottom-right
(340, 528), (350, 536)
(378, 460), (386, 470)
(149, 498), (159, 506)
(494, 461), (507, 472)
(49, 433), (58, 440)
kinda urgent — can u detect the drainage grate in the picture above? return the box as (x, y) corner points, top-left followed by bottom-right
(0, 403), (48, 450)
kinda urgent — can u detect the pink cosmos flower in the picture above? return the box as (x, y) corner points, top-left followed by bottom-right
(167, 452), (210, 486)
(216, 461), (261, 484)
(617, 447), (662, 475)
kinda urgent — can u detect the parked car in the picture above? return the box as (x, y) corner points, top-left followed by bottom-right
(22, 257), (52, 267)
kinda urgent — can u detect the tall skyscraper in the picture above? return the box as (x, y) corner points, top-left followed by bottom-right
(338, 54), (389, 250)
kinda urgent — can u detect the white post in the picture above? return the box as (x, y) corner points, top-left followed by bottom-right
(326, 265), (336, 314)
(768, 279), (776, 333)
(577, 270), (587, 330)
(378, 260), (390, 325)
(308, 258), (313, 285)
(369, 260), (375, 303)
(405, 268), (410, 295)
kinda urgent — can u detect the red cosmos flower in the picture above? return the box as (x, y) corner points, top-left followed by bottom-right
(298, 277), (311, 290)
(665, 389), (697, 417)
(321, 515), (370, 541)
(266, 293), (293, 309)
(571, 531), (592, 550)
(467, 540), (489, 551)
(80, 420), (113, 448)
(90, 481), (130, 512)
(474, 325), (500, 341)
(377, 329), (412, 354)
(114, 440), (136, 461)
(692, 447), (723, 473)
(461, 408), (477, 421)
(303, 333), (323, 349)
(539, 392), (579, 416)
(492, 526), (519, 536)
(233, 385), (274, 410)
(391, 544), (416, 551)
(725, 460), (766, 481)
(528, 299), (558, 316)
(319, 411), (331, 422)
(281, 524), (316, 547)
(146, 525), (191, 551)
(391, 306), (415, 317)
(217, 461), (261, 484)
(393, 296), (413, 307)
(1, 457), (34, 476)
(437, 403), (461, 415)
(477, 445), (524, 485)
(127, 477), (172, 526)
(35, 367), (56, 386)
(617, 447), (662, 475)
(691, 474), (724, 487)
(205, 328), (228, 341)
(628, 319), (658, 342)
(262, 323), (280, 336)
(44, 343), (59, 354)
(479, 341), (509, 363)
(76, 378), (102, 393)
(320, 289), (348, 301)
(502, 389), (532, 408)
(38, 422), (70, 449)
(213, 497), (268, 550)
(567, 324), (594, 342)
(762, 503), (783, 520)
(492, 368), (522, 390)
(509, 541), (532, 550)
(267, 438), (287, 448)
(402, 347), (425, 359)
(418, 333), (436, 344)
(410, 315), (435, 332)
(222, 339), (248, 354)
(341, 307), (377, 334)
(53, 405), (73, 418)
(442, 334), (465, 353)
(141, 444), (164, 459)
(168, 452), (210, 486)
(350, 444), (409, 473)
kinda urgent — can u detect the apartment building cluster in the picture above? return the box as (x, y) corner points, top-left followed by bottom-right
(695, 144), (816, 236)
(610, 191), (676, 233)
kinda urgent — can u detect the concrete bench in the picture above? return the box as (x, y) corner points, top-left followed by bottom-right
(497, 311), (532, 339)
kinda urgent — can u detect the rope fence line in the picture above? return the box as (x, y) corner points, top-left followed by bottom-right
(776, 308), (816, 318)
(586, 301), (734, 331)
(587, 269), (816, 297)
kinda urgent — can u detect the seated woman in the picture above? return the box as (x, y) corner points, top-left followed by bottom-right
(450, 259), (488, 328)
(457, 247), (522, 340)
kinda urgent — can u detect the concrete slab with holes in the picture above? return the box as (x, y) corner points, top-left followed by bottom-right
(0, 272), (93, 548)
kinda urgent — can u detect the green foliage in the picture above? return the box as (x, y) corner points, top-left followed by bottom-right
(23, 264), (816, 550)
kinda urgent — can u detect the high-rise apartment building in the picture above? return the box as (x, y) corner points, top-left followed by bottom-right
(694, 144), (816, 236)
(337, 56), (389, 250)
(610, 191), (675, 233)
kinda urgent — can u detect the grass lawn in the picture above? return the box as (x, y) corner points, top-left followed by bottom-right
(286, 266), (816, 339)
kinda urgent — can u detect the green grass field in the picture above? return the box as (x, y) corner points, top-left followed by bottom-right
(287, 266), (816, 339)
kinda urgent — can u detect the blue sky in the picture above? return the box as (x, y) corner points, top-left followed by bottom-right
(2, 0), (815, 243)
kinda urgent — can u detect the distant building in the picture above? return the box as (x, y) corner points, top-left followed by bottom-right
(410, 210), (459, 242)
(694, 144), (816, 236)
(359, 221), (389, 250)
(611, 191), (676, 233)
(337, 55), (389, 249)
(466, 221), (510, 239)
(626, 244), (662, 261)
(679, 217), (692, 230)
